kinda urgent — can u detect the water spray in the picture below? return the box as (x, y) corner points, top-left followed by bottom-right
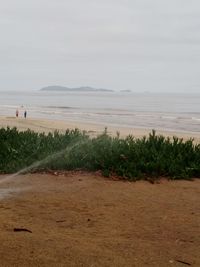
(0, 139), (88, 185)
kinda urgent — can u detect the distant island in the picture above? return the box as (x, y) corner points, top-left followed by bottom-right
(40, 86), (114, 92)
(120, 89), (131, 93)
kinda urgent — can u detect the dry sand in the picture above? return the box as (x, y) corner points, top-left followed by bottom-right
(0, 173), (199, 266)
(0, 115), (200, 142)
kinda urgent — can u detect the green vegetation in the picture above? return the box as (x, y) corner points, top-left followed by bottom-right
(0, 127), (199, 180)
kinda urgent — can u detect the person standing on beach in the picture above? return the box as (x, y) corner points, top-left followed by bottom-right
(24, 110), (27, 119)
(16, 109), (19, 118)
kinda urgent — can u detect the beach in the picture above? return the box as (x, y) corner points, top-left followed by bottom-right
(0, 115), (200, 142)
(0, 91), (200, 136)
(1, 0), (200, 265)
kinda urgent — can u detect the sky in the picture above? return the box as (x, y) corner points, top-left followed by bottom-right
(0, 0), (200, 93)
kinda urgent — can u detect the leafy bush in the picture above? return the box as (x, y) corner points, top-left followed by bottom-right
(0, 127), (199, 180)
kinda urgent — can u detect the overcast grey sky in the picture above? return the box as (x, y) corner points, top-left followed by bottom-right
(0, 0), (200, 92)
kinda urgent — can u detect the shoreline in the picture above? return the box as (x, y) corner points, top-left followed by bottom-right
(0, 115), (199, 142)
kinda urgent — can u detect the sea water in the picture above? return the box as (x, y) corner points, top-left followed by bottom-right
(0, 90), (199, 133)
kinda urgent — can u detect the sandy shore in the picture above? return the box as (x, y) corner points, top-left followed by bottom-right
(0, 172), (199, 266)
(0, 115), (199, 142)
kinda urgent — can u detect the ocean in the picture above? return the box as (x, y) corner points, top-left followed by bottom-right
(0, 91), (199, 134)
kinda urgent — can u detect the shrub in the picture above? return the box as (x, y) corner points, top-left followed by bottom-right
(0, 127), (199, 180)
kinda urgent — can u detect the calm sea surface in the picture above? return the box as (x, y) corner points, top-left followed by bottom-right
(0, 91), (199, 134)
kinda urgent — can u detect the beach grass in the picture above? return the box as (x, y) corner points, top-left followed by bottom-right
(0, 127), (199, 180)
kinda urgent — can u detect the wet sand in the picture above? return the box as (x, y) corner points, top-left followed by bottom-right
(0, 115), (200, 142)
(0, 172), (199, 266)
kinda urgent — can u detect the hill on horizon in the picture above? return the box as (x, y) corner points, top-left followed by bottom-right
(40, 86), (114, 92)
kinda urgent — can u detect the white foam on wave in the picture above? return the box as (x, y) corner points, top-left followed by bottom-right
(192, 117), (200, 122)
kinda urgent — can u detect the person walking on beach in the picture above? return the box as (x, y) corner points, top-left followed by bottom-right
(24, 110), (27, 119)
(16, 109), (19, 118)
